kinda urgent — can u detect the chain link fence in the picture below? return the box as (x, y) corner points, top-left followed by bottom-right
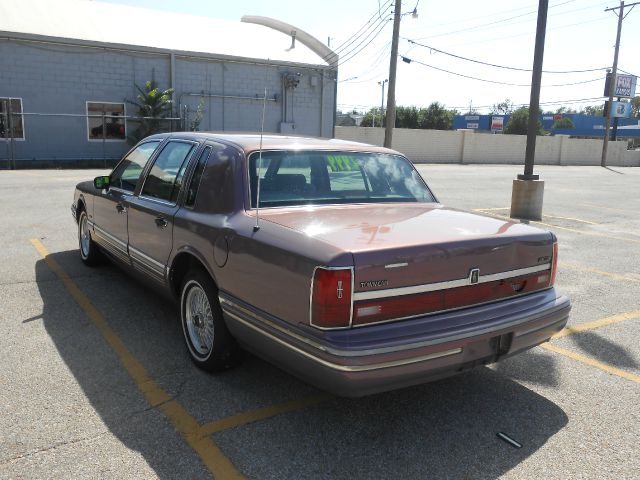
(0, 99), (182, 169)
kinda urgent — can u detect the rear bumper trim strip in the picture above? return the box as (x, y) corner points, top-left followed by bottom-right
(354, 263), (551, 301)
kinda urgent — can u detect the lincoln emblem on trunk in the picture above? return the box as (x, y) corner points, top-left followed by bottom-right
(337, 280), (343, 299)
(469, 268), (480, 284)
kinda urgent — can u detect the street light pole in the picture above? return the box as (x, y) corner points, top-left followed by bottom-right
(383, 0), (401, 148)
(378, 79), (388, 129)
(510, 0), (548, 221)
(519, 0), (548, 181)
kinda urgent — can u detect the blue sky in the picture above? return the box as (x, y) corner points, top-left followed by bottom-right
(103, 0), (640, 114)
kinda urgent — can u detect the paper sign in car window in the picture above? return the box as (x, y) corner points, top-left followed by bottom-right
(327, 155), (360, 172)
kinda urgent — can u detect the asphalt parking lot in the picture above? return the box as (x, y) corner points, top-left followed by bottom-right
(1, 165), (638, 479)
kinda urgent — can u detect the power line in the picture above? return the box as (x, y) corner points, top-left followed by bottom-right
(442, 15), (609, 49)
(449, 96), (605, 111)
(409, 0), (581, 41)
(400, 56), (605, 87)
(618, 67), (639, 78)
(337, 17), (392, 67)
(339, 41), (392, 83)
(414, 0), (576, 33)
(403, 39), (608, 73)
(330, 0), (393, 56)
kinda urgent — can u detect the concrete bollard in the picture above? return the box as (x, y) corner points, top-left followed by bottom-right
(510, 179), (544, 221)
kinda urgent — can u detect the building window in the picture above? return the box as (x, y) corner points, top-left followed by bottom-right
(0, 98), (25, 140)
(87, 102), (126, 141)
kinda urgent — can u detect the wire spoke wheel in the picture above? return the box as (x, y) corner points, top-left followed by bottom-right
(185, 283), (215, 356)
(180, 270), (239, 371)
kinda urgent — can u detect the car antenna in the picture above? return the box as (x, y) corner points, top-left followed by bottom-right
(253, 85), (267, 232)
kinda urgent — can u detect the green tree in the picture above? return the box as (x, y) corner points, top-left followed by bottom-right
(505, 107), (543, 135)
(126, 80), (174, 144)
(417, 102), (457, 130)
(360, 107), (383, 127)
(189, 98), (206, 132)
(359, 103), (457, 130)
(555, 106), (577, 114)
(491, 98), (514, 115)
(552, 117), (574, 129)
(579, 104), (604, 116)
(631, 96), (640, 118)
(395, 106), (419, 128)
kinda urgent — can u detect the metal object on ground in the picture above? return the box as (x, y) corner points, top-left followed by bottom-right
(497, 432), (523, 449)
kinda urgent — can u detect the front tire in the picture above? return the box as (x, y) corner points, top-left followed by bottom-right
(78, 209), (101, 266)
(180, 269), (238, 372)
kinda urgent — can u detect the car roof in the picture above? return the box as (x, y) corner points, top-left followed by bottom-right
(146, 132), (401, 155)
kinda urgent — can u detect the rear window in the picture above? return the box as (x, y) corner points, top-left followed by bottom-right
(249, 151), (435, 208)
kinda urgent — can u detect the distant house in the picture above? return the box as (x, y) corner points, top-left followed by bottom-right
(336, 113), (365, 127)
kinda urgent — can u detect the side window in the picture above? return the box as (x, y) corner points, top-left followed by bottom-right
(110, 141), (160, 191)
(141, 141), (196, 203)
(185, 147), (211, 208)
(194, 143), (237, 213)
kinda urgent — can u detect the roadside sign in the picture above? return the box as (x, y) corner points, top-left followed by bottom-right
(612, 101), (632, 118)
(491, 116), (504, 133)
(604, 73), (637, 98)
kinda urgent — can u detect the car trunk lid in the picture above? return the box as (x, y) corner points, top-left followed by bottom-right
(259, 204), (555, 325)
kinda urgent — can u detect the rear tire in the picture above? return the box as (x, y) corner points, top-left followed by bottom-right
(180, 268), (238, 372)
(78, 209), (102, 266)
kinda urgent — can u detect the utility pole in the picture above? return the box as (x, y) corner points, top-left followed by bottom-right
(510, 0), (548, 221)
(378, 79), (388, 129)
(383, 0), (401, 148)
(601, 1), (639, 167)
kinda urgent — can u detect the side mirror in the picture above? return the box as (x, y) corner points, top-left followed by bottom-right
(94, 175), (110, 189)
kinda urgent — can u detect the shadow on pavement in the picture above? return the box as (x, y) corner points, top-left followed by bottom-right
(492, 349), (560, 387)
(36, 249), (569, 480)
(572, 330), (639, 371)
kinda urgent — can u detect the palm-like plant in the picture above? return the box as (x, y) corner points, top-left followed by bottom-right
(127, 81), (174, 144)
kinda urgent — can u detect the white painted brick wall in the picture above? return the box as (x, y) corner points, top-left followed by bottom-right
(335, 127), (640, 167)
(1, 40), (335, 163)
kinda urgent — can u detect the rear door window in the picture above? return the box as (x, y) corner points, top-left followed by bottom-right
(185, 147), (211, 208)
(141, 141), (196, 203)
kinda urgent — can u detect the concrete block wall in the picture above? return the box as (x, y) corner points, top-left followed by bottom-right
(0, 38), (335, 165)
(335, 127), (640, 167)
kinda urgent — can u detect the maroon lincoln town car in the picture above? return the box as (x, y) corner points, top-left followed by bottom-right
(72, 133), (571, 397)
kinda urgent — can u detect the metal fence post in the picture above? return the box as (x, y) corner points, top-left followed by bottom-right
(1, 100), (9, 169)
(102, 110), (107, 169)
(8, 100), (16, 170)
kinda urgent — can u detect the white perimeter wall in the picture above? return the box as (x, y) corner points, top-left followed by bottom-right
(335, 127), (640, 167)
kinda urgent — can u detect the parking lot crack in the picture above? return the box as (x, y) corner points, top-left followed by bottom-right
(0, 430), (111, 466)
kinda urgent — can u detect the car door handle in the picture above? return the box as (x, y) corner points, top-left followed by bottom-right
(115, 203), (127, 214)
(155, 216), (168, 228)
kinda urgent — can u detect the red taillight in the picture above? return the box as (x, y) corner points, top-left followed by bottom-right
(549, 242), (558, 286)
(311, 267), (353, 329)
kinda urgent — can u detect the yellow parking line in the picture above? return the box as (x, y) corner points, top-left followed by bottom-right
(541, 343), (640, 384)
(472, 207), (510, 212)
(199, 394), (332, 437)
(578, 203), (633, 214)
(542, 214), (597, 225)
(560, 262), (640, 284)
(1, 170), (47, 177)
(474, 208), (597, 225)
(534, 221), (640, 244)
(473, 208), (640, 243)
(31, 239), (244, 480)
(553, 309), (640, 340)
